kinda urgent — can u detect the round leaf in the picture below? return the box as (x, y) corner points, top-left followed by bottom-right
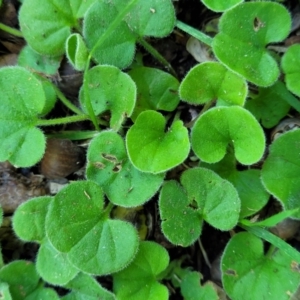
(212, 2), (291, 87)
(19, 0), (95, 56)
(113, 241), (169, 300)
(262, 130), (300, 219)
(80, 65), (136, 131)
(46, 181), (139, 275)
(12, 196), (52, 242)
(222, 232), (300, 300)
(86, 131), (164, 207)
(201, 0), (243, 12)
(245, 81), (291, 128)
(282, 44), (300, 97)
(126, 110), (190, 174)
(191, 106), (265, 165)
(179, 62), (247, 106)
(0, 67), (46, 167)
(83, 0), (136, 69)
(128, 67), (180, 121)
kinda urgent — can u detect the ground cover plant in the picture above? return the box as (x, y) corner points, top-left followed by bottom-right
(0, 0), (300, 299)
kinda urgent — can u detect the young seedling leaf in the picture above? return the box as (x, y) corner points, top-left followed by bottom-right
(83, 0), (136, 69)
(222, 232), (300, 300)
(0, 67), (46, 167)
(0, 261), (39, 300)
(200, 151), (269, 218)
(245, 81), (291, 128)
(66, 33), (89, 71)
(262, 130), (300, 219)
(191, 106), (265, 165)
(18, 45), (61, 75)
(113, 241), (169, 300)
(179, 62), (247, 106)
(128, 67), (180, 121)
(180, 272), (218, 300)
(80, 65), (136, 131)
(12, 196), (52, 243)
(212, 2), (291, 87)
(126, 110), (190, 174)
(159, 168), (240, 246)
(25, 288), (59, 300)
(282, 44), (300, 97)
(114, 0), (176, 37)
(36, 238), (79, 286)
(46, 181), (139, 275)
(201, 0), (243, 12)
(86, 131), (164, 207)
(62, 272), (116, 300)
(19, 0), (95, 56)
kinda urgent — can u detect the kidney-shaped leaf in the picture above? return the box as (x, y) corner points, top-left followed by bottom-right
(126, 110), (190, 174)
(159, 168), (240, 246)
(86, 131), (164, 207)
(46, 181), (139, 275)
(212, 2), (291, 87)
(80, 65), (136, 131)
(113, 241), (169, 300)
(128, 67), (180, 121)
(222, 232), (300, 300)
(180, 62), (247, 106)
(19, 0), (95, 56)
(262, 130), (300, 219)
(0, 67), (46, 167)
(282, 44), (300, 97)
(201, 0), (243, 12)
(191, 106), (265, 165)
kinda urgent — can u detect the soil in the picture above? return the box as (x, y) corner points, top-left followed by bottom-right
(1, 0), (300, 299)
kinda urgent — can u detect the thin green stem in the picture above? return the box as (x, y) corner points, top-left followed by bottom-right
(36, 114), (90, 126)
(52, 84), (85, 116)
(46, 130), (100, 140)
(0, 23), (23, 37)
(138, 37), (177, 78)
(103, 202), (114, 218)
(176, 20), (213, 47)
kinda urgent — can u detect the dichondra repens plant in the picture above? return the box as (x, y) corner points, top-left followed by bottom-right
(0, 0), (300, 299)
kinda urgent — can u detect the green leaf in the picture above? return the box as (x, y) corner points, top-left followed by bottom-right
(0, 67), (46, 167)
(0, 261), (39, 300)
(128, 67), (180, 121)
(222, 232), (300, 300)
(180, 272), (218, 300)
(66, 33), (89, 71)
(86, 131), (164, 207)
(62, 272), (116, 300)
(245, 81), (291, 128)
(79, 65), (136, 131)
(282, 44), (300, 97)
(0, 282), (12, 300)
(114, 0), (176, 37)
(126, 110), (190, 174)
(113, 241), (169, 300)
(200, 151), (269, 218)
(212, 2), (291, 86)
(12, 196), (52, 243)
(25, 288), (59, 300)
(36, 238), (79, 286)
(201, 0), (243, 12)
(46, 181), (139, 275)
(38, 76), (57, 116)
(83, 0), (136, 69)
(179, 62), (247, 106)
(159, 168), (240, 246)
(18, 45), (61, 75)
(191, 106), (265, 165)
(0, 206), (3, 227)
(261, 130), (300, 219)
(19, 0), (96, 56)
